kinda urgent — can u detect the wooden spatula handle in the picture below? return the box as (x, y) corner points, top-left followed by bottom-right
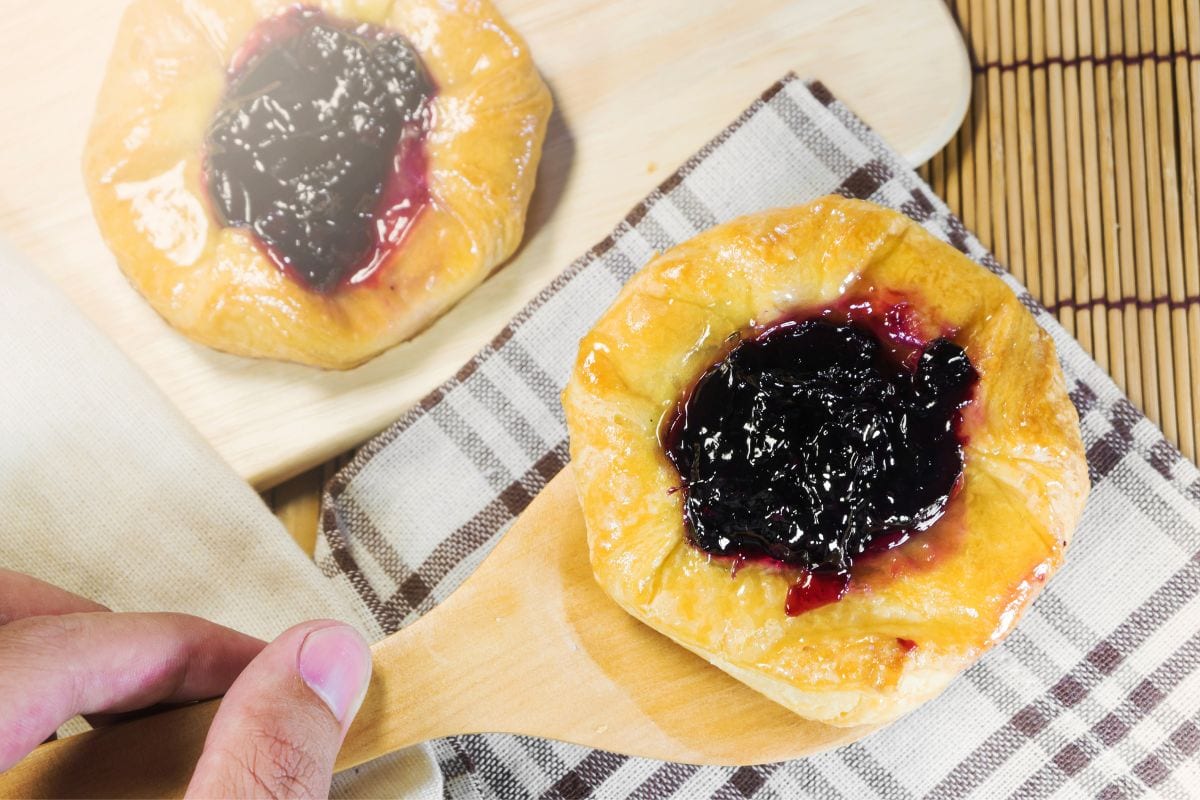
(0, 473), (583, 798)
(0, 475), (587, 799)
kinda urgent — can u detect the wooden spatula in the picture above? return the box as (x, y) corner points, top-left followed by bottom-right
(1, 467), (876, 798)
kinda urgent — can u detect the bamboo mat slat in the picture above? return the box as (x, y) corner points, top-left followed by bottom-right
(272, 0), (1200, 541)
(1109, 0), (1143, 410)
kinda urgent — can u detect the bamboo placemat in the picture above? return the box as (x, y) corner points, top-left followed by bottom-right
(919, 0), (1199, 466)
(271, 0), (1200, 551)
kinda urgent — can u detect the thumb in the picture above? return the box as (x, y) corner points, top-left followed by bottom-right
(185, 621), (372, 799)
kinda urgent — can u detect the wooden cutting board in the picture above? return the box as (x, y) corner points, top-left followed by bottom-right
(0, 0), (969, 489)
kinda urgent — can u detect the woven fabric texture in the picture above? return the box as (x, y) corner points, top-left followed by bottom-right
(315, 77), (1200, 799)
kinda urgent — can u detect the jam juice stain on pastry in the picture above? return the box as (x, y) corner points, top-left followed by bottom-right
(563, 197), (1089, 727)
(85, 0), (551, 369)
(662, 312), (978, 616)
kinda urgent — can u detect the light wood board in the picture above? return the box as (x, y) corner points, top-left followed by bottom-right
(0, 0), (970, 488)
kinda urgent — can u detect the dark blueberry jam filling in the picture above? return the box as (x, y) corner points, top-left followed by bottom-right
(205, 7), (433, 294)
(663, 307), (978, 614)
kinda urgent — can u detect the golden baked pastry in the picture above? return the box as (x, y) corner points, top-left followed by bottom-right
(563, 197), (1088, 727)
(84, 0), (550, 369)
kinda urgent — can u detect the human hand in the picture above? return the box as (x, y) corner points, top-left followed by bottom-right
(0, 569), (372, 798)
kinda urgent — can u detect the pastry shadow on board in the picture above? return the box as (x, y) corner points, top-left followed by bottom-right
(508, 82), (576, 262)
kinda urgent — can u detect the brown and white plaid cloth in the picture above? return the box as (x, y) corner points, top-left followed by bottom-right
(315, 76), (1200, 799)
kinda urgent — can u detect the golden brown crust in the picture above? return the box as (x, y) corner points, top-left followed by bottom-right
(83, 0), (551, 369)
(562, 197), (1089, 727)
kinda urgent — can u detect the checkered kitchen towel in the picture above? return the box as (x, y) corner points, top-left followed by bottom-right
(315, 76), (1200, 798)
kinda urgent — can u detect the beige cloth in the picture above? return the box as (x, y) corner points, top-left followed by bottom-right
(0, 244), (440, 799)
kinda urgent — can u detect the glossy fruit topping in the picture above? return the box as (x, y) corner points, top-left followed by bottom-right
(663, 309), (978, 610)
(205, 6), (433, 293)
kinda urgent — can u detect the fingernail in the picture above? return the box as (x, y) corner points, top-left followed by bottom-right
(298, 625), (373, 726)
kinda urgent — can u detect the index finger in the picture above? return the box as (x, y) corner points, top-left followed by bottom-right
(0, 611), (264, 771)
